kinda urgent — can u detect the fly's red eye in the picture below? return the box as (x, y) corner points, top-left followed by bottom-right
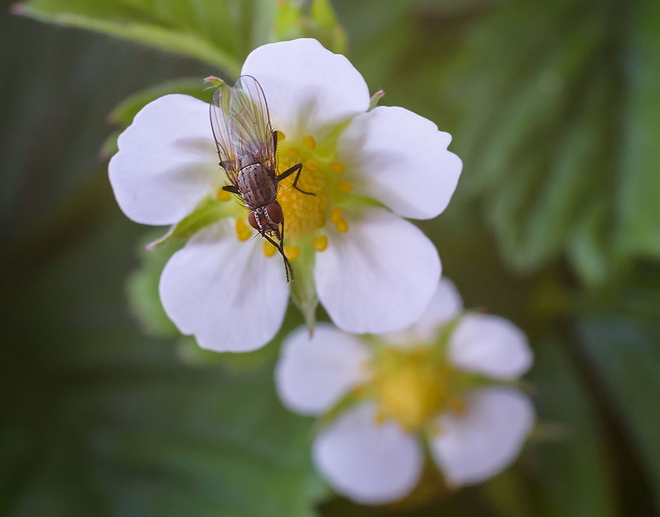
(248, 211), (259, 230)
(266, 203), (283, 225)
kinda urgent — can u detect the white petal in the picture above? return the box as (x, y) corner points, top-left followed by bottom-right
(313, 403), (423, 504)
(383, 277), (463, 347)
(109, 94), (219, 226)
(275, 325), (371, 416)
(315, 207), (440, 334)
(431, 388), (535, 486)
(449, 314), (533, 380)
(337, 106), (462, 220)
(241, 38), (369, 139)
(159, 219), (289, 352)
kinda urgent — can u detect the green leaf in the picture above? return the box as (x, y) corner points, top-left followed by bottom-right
(274, 0), (347, 54)
(368, 0), (660, 283)
(577, 315), (660, 510)
(529, 338), (616, 517)
(145, 196), (237, 251)
(617, 0), (660, 259)
(1, 211), (322, 517)
(17, 0), (281, 77)
(289, 244), (318, 333)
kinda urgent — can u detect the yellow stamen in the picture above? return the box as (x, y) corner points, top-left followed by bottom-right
(329, 161), (345, 174)
(275, 130), (285, 142)
(336, 181), (353, 194)
(216, 188), (232, 202)
(372, 347), (450, 432)
(285, 147), (299, 158)
(284, 245), (300, 261)
(302, 135), (316, 149)
(312, 235), (328, 252)
(235, 218), (251, 242)
(262, 240), (277, 257)
(277, 164), (327, 239)
(330, 207), (349, 233)
(304, 159), (319, 171)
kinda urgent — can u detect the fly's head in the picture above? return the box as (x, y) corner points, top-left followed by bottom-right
(248, 203), (283, 238)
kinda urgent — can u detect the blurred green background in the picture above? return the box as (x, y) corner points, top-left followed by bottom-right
(1, 0), (660, 515)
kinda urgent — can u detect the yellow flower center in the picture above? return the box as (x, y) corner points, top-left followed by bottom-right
(229, 132), (355, 256)
(276, 154), (329, 240)
(245, 132), (354, 258)
(369, 347), (460, 433)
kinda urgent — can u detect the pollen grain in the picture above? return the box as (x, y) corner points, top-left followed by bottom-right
(262, 240), (277, 257)
(285, 147), (299, 158)
(336, 181), (353, 194)
(235, 218), (252, 242)
(330, 207), (349, 233)
(284, 245), (300, 261)
(216, 188), (232, 202)
(312, 235), (328, 252)
(329, 161), (345, 174)
(302, 135), (316, 149)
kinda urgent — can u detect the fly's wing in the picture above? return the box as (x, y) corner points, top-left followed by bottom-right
(210, 85), (241, 183)
(228, 75), (275, 170)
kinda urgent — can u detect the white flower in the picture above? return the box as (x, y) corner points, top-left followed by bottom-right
(109, 38), (461, 352)
(275, 278), (535, 504)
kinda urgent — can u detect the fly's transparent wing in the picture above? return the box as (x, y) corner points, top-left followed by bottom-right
(210, 85), (241, 183)
(228, 75), (275, 170)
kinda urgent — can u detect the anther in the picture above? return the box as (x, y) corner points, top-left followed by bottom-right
(330, 207), (349, 233)
(262, 241), (277, 257)
(336, 181), (353, 194)
(284, 245), (300, 261)
(312, 235), (328, 252)
(216, 188), (232, 202)
(235, 218), (251, 242)
(304, 159), (319, 171)
(329, 161), (345, 174)
(285, 148), (299, 158)
(276, 130), (285, 142)
(302, 135), (316, 149)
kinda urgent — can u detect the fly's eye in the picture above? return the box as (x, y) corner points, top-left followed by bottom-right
(266, 203), (283, 225)
(248, 211), (260, 230)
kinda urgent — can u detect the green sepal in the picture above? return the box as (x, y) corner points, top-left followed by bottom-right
(368, 89), (384, 111)
(289, 243), (318, 334)
(146, 196), (236, 251)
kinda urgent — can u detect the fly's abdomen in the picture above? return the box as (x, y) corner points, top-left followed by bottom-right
(238, 164), (278, 209)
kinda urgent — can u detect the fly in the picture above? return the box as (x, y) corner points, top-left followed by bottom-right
(209, 75), (313, 281)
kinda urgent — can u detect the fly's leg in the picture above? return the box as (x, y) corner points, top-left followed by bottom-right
(272, 130), (278, 156)
(262, 233), (293, 282)
(222, 184), (240, 194)
(277, 163), (315, 196)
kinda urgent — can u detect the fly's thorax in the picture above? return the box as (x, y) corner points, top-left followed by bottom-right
(237, 163), (278, 209)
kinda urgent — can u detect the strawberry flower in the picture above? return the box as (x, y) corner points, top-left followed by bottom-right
(276, 279), (535, 504)
(109, 38), (462, 352)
